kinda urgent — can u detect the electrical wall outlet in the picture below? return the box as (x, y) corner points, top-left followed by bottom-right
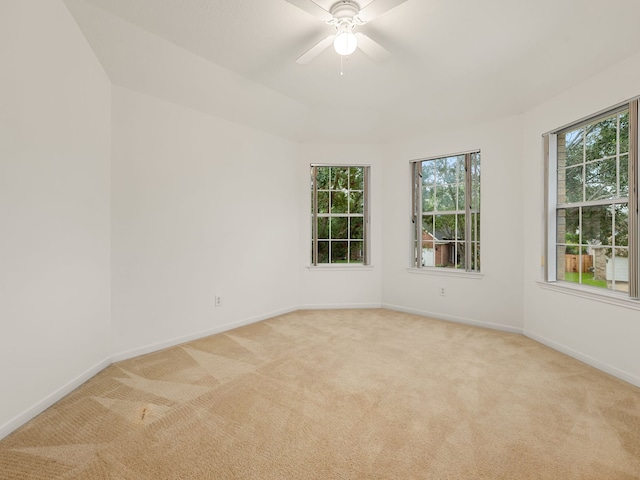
(215, 296), (222, 307)
(439, 287), (446, 296)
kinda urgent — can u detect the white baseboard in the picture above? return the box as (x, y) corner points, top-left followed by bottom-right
(111, 305), (300, 363)
(523, 329), (640, 388)
(382, 303), (524, 335)
(0, 357), (111, 441)
(297, 303), (382, 310)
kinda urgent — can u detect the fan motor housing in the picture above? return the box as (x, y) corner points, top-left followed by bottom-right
(330, 1), (360, 20)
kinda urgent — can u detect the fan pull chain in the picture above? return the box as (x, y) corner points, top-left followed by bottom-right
(340, 55), (344, 76)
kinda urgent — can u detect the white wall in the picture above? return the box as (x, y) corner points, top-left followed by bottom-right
(297, 144), (383, 309)
(0, 0), (111, 436)
(381, 117), (524, 333)
(522, 51), (640, 387)
(111, 86), (301, 358)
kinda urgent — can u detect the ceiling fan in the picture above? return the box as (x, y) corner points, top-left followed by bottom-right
(285, 0), (408, 64)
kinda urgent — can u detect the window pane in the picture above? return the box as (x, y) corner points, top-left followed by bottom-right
(620, 154), (629, 197)
(434, 240), (455, 267)
(443, 157), (458, 184)
(606, 249), (629, 292)
(620, 111), (629, 154)
(423, 186), (435, 212)
(585, 115), (617, 162)
(330, 217), (348, 239)
(471, 213), (480, 243)
(563, 165), (583, 203)
(422, 215), (435, 249)
(455, 156), (465, 183)
(564, 128), (584, 166)
(349, 167), (364, 190)
(614, 204), (629, 247)
(349, 191), (363, 214)
(556, 245), (567, 281)
(434, 158), (446, 185)
(434, 214), (457, 241)
(582, 205), (612, 246)
(436, 185), (456, 211)
(331, 167), (349, 190)
(471, 153), (481, 210)
(350, 241), (364, 263)
(421, 215), (437, 267)
(454, 242), (465, 268)
(331, 191), (348, 214)
(317, 217), (329, 239)
(422, 161), (435, 185)
(472, 186), (480, 210)
(557, 207), (579, 246)
(350, 217), (363, 240)
(608, 252), (628, 292)
(318, 241), (329, 263)
(318, 191), (329, 214)
(471, 242), (480, 271)
(613, 247), (629, 258)
(435, 158), (457, 185)
(331, 241), (348, 263)
(585, 158), (617, 201)
(457, 183), (465, 211)
(422, 215), (435, 231)
(557, 168), (567, 204)
(457, 214), (466, 241)
(422, 237), (436, 249)
(610, 248), (629, 290)
(316, 167), (330, 190)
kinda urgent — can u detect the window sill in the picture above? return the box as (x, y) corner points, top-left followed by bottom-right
(406, 267), (483, 279)
(537, 280), (640, 311)
(308, 265), (375, 271)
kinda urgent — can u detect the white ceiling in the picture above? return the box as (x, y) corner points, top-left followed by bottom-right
(64, 0), (640, 143)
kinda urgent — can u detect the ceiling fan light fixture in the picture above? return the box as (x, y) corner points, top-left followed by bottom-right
(334, 28), (357, 56)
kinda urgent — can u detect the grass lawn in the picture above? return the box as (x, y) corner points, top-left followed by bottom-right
(563, 271), (608, 288)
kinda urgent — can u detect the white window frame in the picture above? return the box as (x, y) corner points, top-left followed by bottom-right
(543, 99), (640, 303)
(310, 164), (370, 267)
(410, 150), (481, 274)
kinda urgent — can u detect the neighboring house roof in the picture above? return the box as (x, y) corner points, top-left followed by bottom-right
(422, 230), (460, 244)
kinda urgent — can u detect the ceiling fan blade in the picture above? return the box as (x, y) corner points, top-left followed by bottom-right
(283, 0), (333, 21)
(355, 33), (391, 61)
(296, 35), (336, 64)
(358, 0), (408, 22)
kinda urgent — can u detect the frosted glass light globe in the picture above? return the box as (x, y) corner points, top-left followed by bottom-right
(334, 31), (357, 56)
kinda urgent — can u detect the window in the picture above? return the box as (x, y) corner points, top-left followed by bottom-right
(310, 165), (370, 265)
(545, 99), (639, 300)
(411, 151), (481, 272)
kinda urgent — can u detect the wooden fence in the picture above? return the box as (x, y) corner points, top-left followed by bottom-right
(565, 254), (593, 273)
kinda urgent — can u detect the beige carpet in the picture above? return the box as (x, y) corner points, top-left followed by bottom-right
(1, 309), (639, 479)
